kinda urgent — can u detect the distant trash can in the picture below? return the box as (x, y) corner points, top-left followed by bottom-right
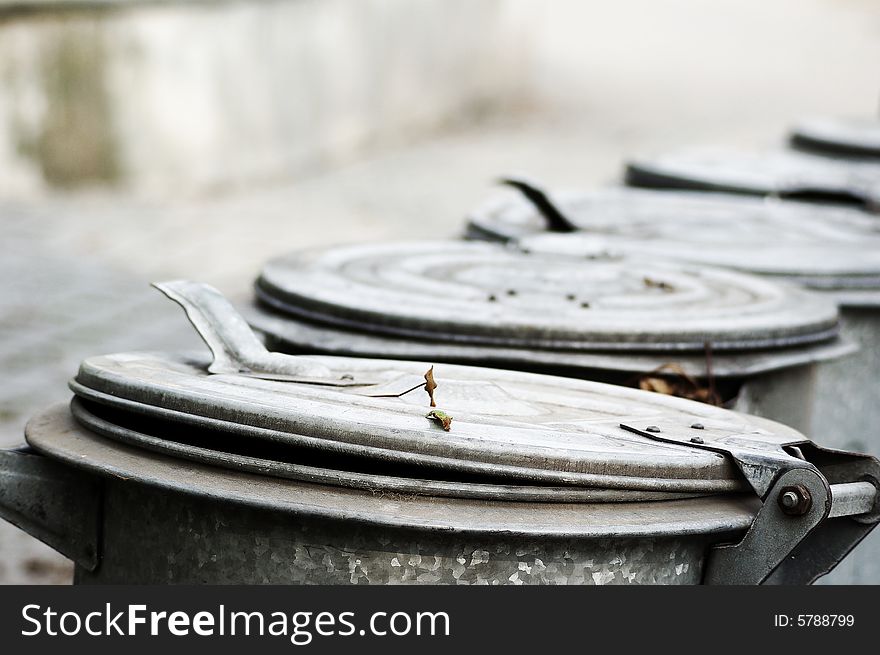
(624, 147), (880, 211)
(2, 282), (877, 585)
(466, 183), (880, 583)
(250, 240), (848, 436)
(791, 117), (880, 160)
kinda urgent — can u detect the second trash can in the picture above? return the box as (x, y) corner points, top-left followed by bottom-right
(249, 239), (848, 435)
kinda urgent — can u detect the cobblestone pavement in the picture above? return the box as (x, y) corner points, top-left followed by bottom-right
(2, 0), (879, 584)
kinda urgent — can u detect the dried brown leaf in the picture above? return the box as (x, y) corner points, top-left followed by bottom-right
(424, 366), (438, 407)
(643, 276), (675, 292)
(639, 377), (675, 395)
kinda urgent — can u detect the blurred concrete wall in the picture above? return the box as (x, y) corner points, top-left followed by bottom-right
(0, 0), (532, 197)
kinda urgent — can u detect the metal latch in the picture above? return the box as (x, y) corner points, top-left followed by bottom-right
(620, 422), (880, 585)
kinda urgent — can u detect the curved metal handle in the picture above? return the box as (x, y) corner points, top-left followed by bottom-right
(498, 176), (579, 233)
(153, 280), (334, 380)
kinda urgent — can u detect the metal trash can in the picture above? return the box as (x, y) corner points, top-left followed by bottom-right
(791, 117), (880, 160)
(250, 239), (848, 435)
(467, 182), (880, 583)
(2, 281), (878, 584)
(624, 147), (880, 211)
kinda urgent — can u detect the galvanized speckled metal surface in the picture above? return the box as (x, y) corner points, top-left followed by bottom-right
(255, 241), (840, 351)
(625, 148), (880, 209)
(26, 404), (754, 585)
(792, 117), (880, 159)
(77, 479), (716, 585)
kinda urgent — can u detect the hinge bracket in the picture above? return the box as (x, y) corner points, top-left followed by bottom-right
(620, 422), (880, 585)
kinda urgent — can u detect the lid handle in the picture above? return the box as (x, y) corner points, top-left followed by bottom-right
(153, 280), (333, 379)
(498, 176), (579, 233)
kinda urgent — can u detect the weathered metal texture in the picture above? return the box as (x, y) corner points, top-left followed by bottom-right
(24, 405), (739, 584)
(76, 481), (714, 585)
(475, 187), (880, 301)
(811, 309), (880, 454)
(708, 467), (833, 585)
(0, 448), (100, 570)
(791, 117), (880, 159)
(249, 239), (848, 433)
(255, 241), (840, 352)
(620, 422), (880, 585)
(69, 396), (704, 504)
(26, 404), (761, 542)
(249, 302), (844, 435)
(743, 307), (880, 584)
(734, 362), (819, 435)
(74, 281), (858, 496)
(624, 148), (880, 210)
(19, 404), (878, 585)
(72, 351), (762, 492)
(248, 299), (851, 380)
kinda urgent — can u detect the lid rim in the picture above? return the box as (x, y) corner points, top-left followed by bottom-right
(25, 403), (759, 539)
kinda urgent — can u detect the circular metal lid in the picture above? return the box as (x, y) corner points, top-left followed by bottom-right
(65, 280), (826, 499)
(791, 118), (880, 159)
(27, 404), (760, 538)
(625, 147), (880, 208)
(247, 299), (853, 379)
(256, 241), (839, 352)
(68, 396), (706, 504)
(471, 187), (880, 298)
(73, 349), (767, 493)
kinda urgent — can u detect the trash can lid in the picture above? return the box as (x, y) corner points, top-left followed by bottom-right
(470, 187), (880, 304)
(791, 117), (880, 159)
(255, 241), (839, 352)
(67, 281), (814, 498)
(246, 298), (853, 379)
(625, 147), (880, 209)
(28, 404), (761, 537)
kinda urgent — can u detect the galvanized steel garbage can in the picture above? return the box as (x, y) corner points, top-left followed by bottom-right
(1, 282), (878, 585)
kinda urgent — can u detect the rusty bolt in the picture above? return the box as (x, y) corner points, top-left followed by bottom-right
(690, 436), (704, 444)
(691, 423), (704, 430)
(778, 485), (812, 516)
(645, 426), (661, 433)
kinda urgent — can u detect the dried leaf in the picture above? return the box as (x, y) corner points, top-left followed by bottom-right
(637, 361), (721, 406)
(426, 409), (453, 432)
(643, 276), (675, 292)
(424, 366), (438, 407)
(639, 377), (675, 395)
